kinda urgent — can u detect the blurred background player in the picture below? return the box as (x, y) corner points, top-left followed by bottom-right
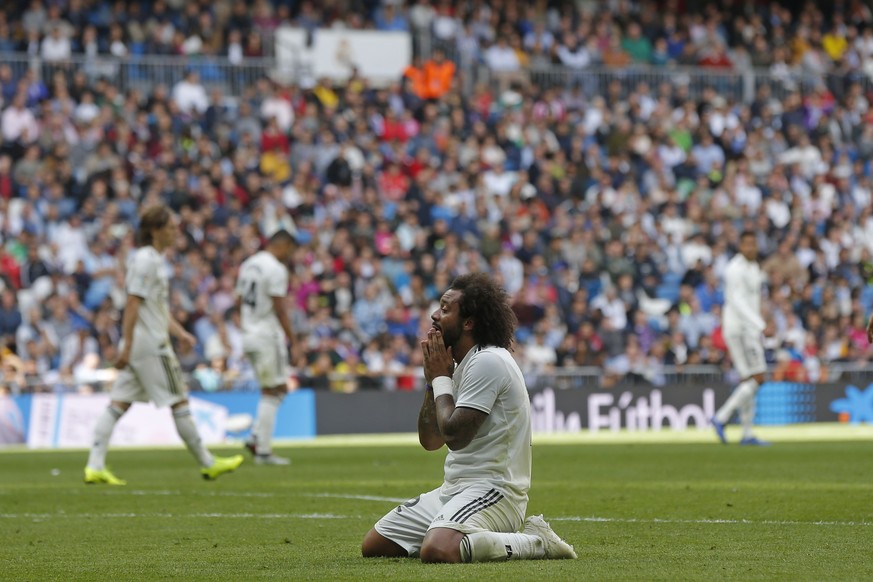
(361, 273), (576, 563)
(711, 231), (769, 446)
(84, 205), (244, 484)
(237, 229), (296, 465)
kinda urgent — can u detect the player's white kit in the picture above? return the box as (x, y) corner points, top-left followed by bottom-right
(722, 253), (767, 379)
(111, 246), (186, 407)
(375, 345), (532, 557)
(236, 251), (290, 387)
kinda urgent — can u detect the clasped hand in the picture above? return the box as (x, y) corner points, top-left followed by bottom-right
(421, 329), (454, 385)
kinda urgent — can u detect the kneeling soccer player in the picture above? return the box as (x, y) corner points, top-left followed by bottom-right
(361, 273), (576, 563)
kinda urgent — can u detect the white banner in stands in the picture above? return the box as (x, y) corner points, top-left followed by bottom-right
(26, 394), (227, 449)
(275, 27), (411, 85)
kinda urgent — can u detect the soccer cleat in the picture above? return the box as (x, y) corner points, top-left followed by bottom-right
(711, 417), (727, 444)
(254, 454), (291, 465)
(739, 436), (771, 447)
(84, 467), (127, 486)
(201, 454), (245, 480)
(523, 514), (577, 559)
(244, 437), (257, 456)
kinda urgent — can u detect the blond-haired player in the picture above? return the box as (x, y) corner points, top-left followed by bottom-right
(84, 205), (244, 484)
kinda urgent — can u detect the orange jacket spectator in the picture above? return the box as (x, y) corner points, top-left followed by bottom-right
(423, 53), (455, 99)
(403, 61), (428, 100)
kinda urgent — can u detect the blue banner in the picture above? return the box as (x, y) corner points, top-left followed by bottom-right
(0, 390), (316, 448)
(193, 390), (316, 439)
(755, 382), (817, 426)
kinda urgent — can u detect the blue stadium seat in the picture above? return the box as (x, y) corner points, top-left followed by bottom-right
(656, 282), (681, 304)
(812, 285), (824, 306)
(662, 271), (683, 287)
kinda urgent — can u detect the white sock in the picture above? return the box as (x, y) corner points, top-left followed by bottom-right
(173, 405), (214, 467)
(460, 532), (545, 562)
(87, 405), (125, 470)
(254, 395), (282, 455)
(739, 393), (757, 439)
(715, 379), (759, 425)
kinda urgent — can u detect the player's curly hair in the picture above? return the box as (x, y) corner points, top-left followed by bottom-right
(137, 204), (172, 246)
(450, 272), (517, 349)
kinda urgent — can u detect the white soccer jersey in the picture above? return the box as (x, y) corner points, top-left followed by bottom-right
(124, 246), (171, 355)
(236, 250), (289, 341)
(722, 253), (765, 336)
(442, 345), (532, 507)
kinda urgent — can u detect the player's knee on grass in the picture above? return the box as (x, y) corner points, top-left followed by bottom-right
(361, 528), (407, 558)
(420, 528), (464, 563)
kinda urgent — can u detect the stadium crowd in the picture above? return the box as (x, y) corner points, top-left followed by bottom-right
(1, 0), (873, 392)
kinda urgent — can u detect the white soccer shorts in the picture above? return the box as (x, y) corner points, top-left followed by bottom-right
(245, 336), (288, 389)
(725, 332), (767, 379)
(374, 483), (525, 557)
(110, 349), (187, 408)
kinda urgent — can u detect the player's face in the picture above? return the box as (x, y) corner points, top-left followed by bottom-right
(431, 289), (465, 348)
(740, 235), (758, 261)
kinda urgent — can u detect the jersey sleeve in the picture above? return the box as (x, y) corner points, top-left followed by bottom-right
(267, 265), (288, 298)
(454, 351), (505, 414)
(125, 251), (151, 299)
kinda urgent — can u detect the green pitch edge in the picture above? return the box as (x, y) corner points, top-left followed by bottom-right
(1, 423), (872, 454)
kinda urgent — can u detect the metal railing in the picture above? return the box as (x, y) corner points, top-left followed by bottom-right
(480, 63), (863, 103)
(2, 49), (861, 103)
(5, 363), (873, 395)
(416, 26), (867, 101)
(1, 53), (284, 97)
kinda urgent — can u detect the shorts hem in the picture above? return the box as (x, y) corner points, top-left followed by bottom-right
(373, 522), (415, 557)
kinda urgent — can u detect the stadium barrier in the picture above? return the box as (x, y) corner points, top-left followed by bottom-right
(1, 53), (279, 98)
(0, 390), (316, 448)
(2, 380), (870, 448)
(414, 28), (866, 101)
(7, 362), (873, 393)
(3, 51), (863, 104)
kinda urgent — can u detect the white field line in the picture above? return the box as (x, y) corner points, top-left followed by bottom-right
(551, 516), (873, 527)
(305, 493), (408, 503)
(0, 512), (351, 520)
(99, 490), (279, 498)
(2, 510), (870, 527)
(91, 490), (408, 502)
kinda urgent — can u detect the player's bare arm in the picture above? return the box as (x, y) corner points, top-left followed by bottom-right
(169, 315), (196, 350)
(114, 294), (142, 369)
(418, 390), (445, 451)
(272, 295), (294, 343)
(423, 330), (487, 451)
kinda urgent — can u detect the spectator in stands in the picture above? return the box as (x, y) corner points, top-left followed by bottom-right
(2, 0), (873, 395)
(375, 2), (409, 32)
(622, 21), (652, 64)
(423, 49), (455, 100)
(0, 288), (22, 349)
(483, 36), (523, 90)
(172, 69), (209, 116)
(1, 92), (38, 146)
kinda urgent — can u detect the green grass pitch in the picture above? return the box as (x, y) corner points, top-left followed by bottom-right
(1, 428), (872, 581)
